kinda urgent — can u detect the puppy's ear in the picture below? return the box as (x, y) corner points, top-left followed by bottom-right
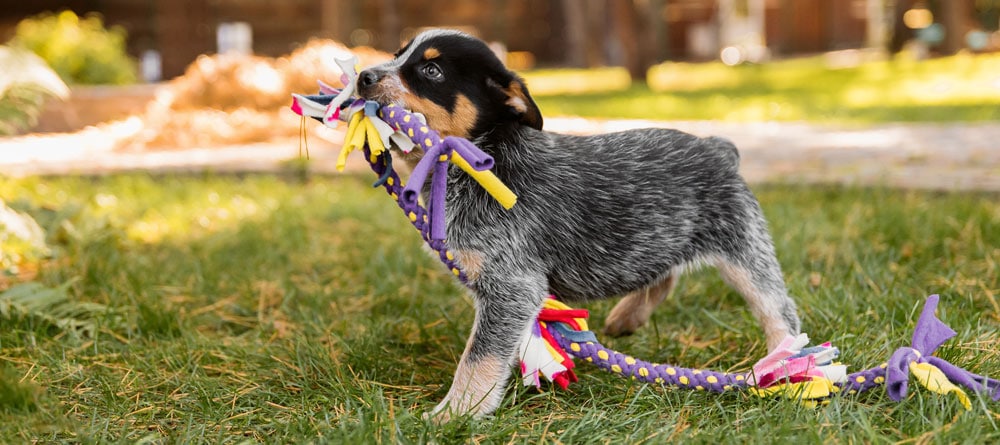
(488, 75), (543, 131)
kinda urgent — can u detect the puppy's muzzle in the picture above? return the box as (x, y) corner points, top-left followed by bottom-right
(358, 68), (388, 100)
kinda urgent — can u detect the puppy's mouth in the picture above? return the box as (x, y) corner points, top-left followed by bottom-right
(357, 69), (407, 107)
(358, 86), (401, 106)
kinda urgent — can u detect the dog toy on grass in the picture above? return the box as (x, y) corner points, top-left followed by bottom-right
(291, 57), (999, 409)
(535, 293), (998, 408)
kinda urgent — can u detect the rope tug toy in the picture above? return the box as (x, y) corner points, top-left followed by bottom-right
(290, 57), (1000, 408)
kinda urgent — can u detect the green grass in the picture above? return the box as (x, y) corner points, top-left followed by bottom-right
(529, 53), (1000, 123)
(1, 173), (998, 443)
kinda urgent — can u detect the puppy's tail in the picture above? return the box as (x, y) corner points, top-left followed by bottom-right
(704, 136), (740, 170)
(704, 136), (740, 171)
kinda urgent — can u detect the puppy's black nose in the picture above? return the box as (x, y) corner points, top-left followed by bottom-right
(359, 70), (380, 89)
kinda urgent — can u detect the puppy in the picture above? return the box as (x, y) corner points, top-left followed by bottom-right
(357, 29), (801, 421)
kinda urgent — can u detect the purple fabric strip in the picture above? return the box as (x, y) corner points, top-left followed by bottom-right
(375, 103), (498, 241)
(363, 144), (467, 282)
(446, 137), (494, 171)
(911, 295), (956, 355)
(401, 144), (442, 207)
(430, 157), (449, 240)
(840, 366), (888, 394)
(879, 294), (999, 402)
(886, 348), (920, 401)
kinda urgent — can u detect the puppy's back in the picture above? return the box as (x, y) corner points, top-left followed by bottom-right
(485, 128), (757, 301)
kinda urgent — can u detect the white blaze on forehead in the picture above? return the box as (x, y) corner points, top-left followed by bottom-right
(385, 28), (470, 70)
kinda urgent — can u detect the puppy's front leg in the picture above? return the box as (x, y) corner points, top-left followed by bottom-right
(429, 270), (547, 422)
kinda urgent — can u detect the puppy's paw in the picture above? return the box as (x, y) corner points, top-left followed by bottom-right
(424, 396), (487, 424)
(423, 403), (455, 425)
(603, 310), (645, 337)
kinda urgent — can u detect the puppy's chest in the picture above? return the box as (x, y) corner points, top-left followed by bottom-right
(443, 176), (512, 243)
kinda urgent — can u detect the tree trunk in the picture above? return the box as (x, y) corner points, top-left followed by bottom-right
(156, 0), (213, 79)
(940, 0), (974, 54)
(561, 0), (587, 67)
(889, 0), (914, 54)
(866, 0), (888, 50)
(379, 0), (401, 51)
(584, 0), (607, 67)
(320, 0), (342, 41)
(611, 0), (642, 79)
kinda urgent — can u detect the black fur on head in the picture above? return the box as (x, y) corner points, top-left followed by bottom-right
(358, 29), (542, 139)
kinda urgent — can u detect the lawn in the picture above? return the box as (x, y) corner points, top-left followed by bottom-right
(1, 172), (998, 443)
(526, 53), (1000, 123)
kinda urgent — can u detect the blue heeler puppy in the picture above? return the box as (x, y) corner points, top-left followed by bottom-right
(356, 29), (801, 422)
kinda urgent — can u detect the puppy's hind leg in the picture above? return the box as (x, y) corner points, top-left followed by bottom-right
(714, 248), (800, 352)
(604, 274), (676, 337)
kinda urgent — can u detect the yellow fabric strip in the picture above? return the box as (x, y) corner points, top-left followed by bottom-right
(450, 152), (518, 210)
(337, 112), (365, 171)
(910, 361), (971, 410)
(537, 321), (569, 363)
(363, 118), (386, 157)
(337, 109), (518, 209)
(542, 298), (589, 331)
(749, 378), (834, 406)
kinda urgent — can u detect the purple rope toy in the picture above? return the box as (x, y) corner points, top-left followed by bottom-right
(291, 83), (1000, 408)
(540, 294), (999, 406)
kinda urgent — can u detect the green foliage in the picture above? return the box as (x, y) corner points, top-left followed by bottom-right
(0, 280), (114, 339)
(0, 199), (52, 272)
(9, 10), (137, 85)
(0, 46), (69, 135)
(0, 173), (997, 442)
(522, 67), (632, 96)
(0, 364), (42, 414)
(530, 53), (1000, 123)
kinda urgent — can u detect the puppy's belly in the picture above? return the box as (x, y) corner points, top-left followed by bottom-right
(545, 254), (681, 302)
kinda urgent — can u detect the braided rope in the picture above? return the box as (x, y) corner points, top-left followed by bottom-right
(362, 143), (468, 282)
(553, 329), (748, 392)
(544, 321), (892, 398)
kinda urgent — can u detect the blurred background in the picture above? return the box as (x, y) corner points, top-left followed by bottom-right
(4, 0), (999, 79)
(1, 0), (998, 180)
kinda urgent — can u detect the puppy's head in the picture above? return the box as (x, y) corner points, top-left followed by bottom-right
(357, 29), (542, 140)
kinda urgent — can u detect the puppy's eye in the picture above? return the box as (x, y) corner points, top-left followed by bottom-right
(421, 63), (443, 80)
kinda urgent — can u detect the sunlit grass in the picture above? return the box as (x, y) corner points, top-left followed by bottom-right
(0, 173), (998, 442)
(522, 67), (632, 96)
(529, 53), (1000, 123)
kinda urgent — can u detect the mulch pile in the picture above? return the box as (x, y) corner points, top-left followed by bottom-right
(126, 39), (389, 149)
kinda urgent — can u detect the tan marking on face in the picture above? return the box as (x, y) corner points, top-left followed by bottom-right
(453, 249), (484, 282)
(423, 47), (441, 60)
(400, 92), (479, 138)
